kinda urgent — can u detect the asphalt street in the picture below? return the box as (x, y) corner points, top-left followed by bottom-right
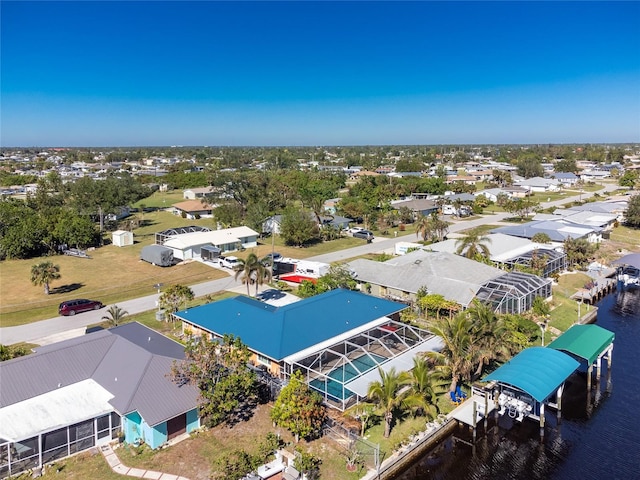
(0, 183), (619, 346)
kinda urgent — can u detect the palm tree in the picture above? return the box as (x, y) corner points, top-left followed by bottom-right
(253, 257), (273, 296)
(426, 314), (475, 393)
(235, 253), (260, 296)
(415, 214), (432, 242)
(30, 261), (61, 295)
(367, 367), (410, 438)
(464, 301), (513, 378)
(404, 356), (445, 420)
(101, 305), (128, 327)
(416, 213), (449, 243)
(455, 228), (492, 260)
(234, 253), (272, 297)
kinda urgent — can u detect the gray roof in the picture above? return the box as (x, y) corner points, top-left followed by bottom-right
(391, 198), (438, 212)
(537, 210), (617, 228)
(427, 233), (551, 262)
(348, 250), (505, 307)
(0, 323), (199, 427)
(444, 193), (476, 202)
(558, 200), (627, 215)
(491, 220), (598, 242)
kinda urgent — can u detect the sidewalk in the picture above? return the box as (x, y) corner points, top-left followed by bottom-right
(100, 444), (190, 480)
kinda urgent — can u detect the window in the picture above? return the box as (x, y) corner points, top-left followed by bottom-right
(257, 354), (270, 367)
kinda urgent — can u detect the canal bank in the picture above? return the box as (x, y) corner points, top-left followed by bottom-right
(392, 288), (640, 480)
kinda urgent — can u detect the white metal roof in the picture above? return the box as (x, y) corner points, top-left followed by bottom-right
(0, 379), (114, 442)
(343, 335), (444, 397)
(163, 226), (259, 249)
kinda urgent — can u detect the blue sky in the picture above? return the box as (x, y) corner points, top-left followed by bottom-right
(2, 1), (639, 147)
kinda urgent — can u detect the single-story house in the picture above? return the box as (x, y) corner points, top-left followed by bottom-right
(580, 170), (610, 181)
(475, 188), (512, 203)
(171, 200), (214, 219)
(501, 185), (531, 198)
(551, 172), (579, 186)
(446, 175), (477, 185)
(183, 186), (215, 200)
(390, 198), (439, 218)
(173, 289), (440, 411)
(557, 200), (628, 222)
(0, 323), (200, 478)
(427, 233), (568, 278)
(491, 220), (603, 243)
(347, 250), (552, 314)
(535, 210), (618, 231)
(163, 226), (259, 260)
(262, 214), (352, 235)
(516, 177), (561, 193)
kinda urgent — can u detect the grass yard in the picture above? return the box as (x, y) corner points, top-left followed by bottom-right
(49, 403), (362, 480)
(131, 189), (185, 209)
(0, 209), (386, 327)
(549, 272), (593, 331)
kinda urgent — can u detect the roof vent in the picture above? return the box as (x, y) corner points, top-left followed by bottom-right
(414, 259), (422, 264)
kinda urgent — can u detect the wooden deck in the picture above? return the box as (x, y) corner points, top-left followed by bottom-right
(449, 394), (496, 427)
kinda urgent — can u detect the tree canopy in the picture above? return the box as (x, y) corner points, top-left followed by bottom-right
(270, 370), (325, 442)
(626, 194), (640, 228)
(172, 334), (259, 427)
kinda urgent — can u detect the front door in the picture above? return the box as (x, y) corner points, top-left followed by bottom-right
(166, 413), (187, 440)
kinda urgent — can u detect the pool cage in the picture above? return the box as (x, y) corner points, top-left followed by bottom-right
(155, 226), (211, 245)
(285, 320), (435, 411)
(502, 248), (567, 278)
(475, 271), (552, 314)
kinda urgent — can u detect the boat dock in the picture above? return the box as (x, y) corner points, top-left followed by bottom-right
(571, 277), (617, 305)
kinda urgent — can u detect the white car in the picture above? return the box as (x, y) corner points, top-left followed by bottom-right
(349, 227), (365, 234)
(219, 256), (240, 269)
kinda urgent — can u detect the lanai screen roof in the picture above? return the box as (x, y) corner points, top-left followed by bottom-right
(547, 325), (614, 365)
(483, 347), (579, 402)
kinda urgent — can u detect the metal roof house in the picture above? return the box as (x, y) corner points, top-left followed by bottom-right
(347, 250), (552, 314)
(491, 220), (603, 244)
(173, 289), (441, 411)
(0, 323), (200, 478)
(161, 226), (259, 260)
(428, 233), (567, 278)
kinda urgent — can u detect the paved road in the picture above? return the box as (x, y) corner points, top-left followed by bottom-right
(0, 182), (620, 346)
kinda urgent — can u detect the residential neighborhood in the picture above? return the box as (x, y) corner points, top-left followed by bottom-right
(1, 143), (639, 479)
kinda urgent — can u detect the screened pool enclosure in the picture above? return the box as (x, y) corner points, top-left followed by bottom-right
(475, 271), (553, 314)
(284, 320), (438, 411)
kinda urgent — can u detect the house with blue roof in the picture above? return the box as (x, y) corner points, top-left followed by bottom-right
(174, 289), (441, 410)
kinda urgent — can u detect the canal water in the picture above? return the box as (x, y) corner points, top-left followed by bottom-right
(395, 289), (640, 480)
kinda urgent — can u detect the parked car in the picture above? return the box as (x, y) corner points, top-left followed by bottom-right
(59, 299), (103, 316)
(219, 255), (241, 269)
(353, 230), (374, 240)
(262, 252), (282, 264)
(349, 227), (365, 234)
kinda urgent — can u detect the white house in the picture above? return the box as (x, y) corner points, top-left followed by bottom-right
(163, 226), (259, 260)
(183, 187), (214, 200)
(517, 177), (561, 193)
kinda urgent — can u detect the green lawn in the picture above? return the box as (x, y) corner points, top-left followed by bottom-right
(131, 189), (185, 209)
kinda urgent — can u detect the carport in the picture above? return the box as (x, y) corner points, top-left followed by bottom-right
(482, 347), (579, 438)
(547, 324), (614, 392)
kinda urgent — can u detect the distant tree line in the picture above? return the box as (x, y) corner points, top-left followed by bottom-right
(0, 172), (151, 259)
